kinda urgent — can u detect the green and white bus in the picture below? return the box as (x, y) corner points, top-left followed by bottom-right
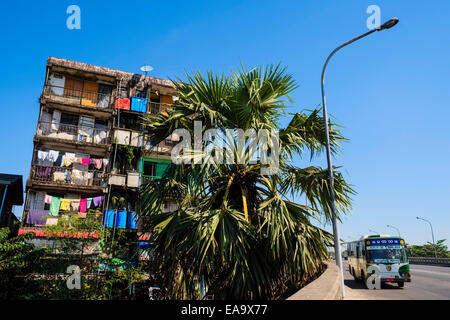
(347, 235), (411, 288)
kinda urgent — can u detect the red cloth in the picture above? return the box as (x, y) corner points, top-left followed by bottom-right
(80, 199), (87, 212)
(82, 158), (90, 165)
(18, 228), (99, 239)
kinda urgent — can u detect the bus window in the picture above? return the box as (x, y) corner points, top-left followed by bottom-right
(366, 246), (407, 263)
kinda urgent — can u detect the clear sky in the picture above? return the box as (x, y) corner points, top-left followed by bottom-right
(0, 0), (448, 246)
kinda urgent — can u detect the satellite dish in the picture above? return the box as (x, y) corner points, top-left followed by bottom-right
(140, 64), (153, 74)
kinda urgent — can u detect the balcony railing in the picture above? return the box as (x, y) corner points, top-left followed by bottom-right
(36, 121), (110, 145)
(144, 138), (177, 154)
(31, 164), (107, 187)
(44, 84), (113, 109)
(149, 102), (174, 115)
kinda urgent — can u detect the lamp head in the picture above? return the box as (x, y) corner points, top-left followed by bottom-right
(378, 17), (399, 31)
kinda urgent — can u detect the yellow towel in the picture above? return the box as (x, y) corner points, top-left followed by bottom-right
(64, 157), (74, 166)
(60, 199), (71, 211)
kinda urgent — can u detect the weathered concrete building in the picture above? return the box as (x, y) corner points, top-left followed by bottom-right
(19, 57), (178, 246)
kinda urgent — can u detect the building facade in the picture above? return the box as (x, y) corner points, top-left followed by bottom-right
(19, 57), (178, 245)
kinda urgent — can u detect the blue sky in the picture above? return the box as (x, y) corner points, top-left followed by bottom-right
(0, 0), (449, 246)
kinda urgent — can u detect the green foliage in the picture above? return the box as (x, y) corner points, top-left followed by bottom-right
(0, 227), (46, 299)
(140, 65), (355, 299)
(111, 195), (126, 210)
(6, 211), (147, 300)
(406, 239), (450, 258)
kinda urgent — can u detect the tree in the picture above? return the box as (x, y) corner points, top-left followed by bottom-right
(141, 65), (355, 299)
(0, 226), (46, 299)
(407, 239), (450, 258)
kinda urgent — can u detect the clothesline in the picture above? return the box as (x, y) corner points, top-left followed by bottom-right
(37, 150), (109, 169)
(44, 194), (105, 216)
(26, 194), (105, 227)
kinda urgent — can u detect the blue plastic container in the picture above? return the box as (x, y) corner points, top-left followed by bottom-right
(115, 210), (127, 228)
(126, 211), (138, 229)
(103, 209), (115, 227)
(130, 97), (147, 113)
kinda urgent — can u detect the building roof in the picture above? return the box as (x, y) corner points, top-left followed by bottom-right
(47, 56), (176, 89)
(0, 174), (23, 205)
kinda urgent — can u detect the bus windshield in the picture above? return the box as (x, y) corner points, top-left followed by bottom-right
(366, 245), (407, 263)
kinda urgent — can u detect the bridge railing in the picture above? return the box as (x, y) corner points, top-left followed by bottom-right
(409, 257), (450, 266)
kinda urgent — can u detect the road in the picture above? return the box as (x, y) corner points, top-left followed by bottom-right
(343, 261), (450, 300)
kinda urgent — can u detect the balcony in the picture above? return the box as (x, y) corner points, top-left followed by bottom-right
(30, 164), (107, 190)
(144, 137), (178, 155)
(36, 121), (110, 147)
(43, 84), (114, 109)
(149, 101), (172, 115)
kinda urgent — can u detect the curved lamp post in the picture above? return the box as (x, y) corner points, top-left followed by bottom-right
(416, 217), (437, 258)
(387, 224), (401, 237)
(321, 18), (399, 298)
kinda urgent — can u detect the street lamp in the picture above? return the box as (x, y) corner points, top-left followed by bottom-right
(387, 224), (401, 237)
(320, 17), (399, 298)
(416, 217), (437, 259)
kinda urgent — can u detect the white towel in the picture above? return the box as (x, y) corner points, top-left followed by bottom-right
(47, 150), (59, 163)
(37, 150), (49, 161)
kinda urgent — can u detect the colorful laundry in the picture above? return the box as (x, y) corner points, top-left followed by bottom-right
(36, 166), (53, 178)
(44, 195), (52, 204)
(63, 153), (75, 167)
(53, 171), (66, 182)
(80, 199), (87, 213)
(93, 195), (104, 207)
(78, 212), (87, 219)
(94, 159), (103, 169)
(37, 150), (49, 161)
(26, 210), (49, 226)
(59, 199), (71, 211)
(82, 158), (90, 165)
(87, 198), (92, 210)
(46, 217), (58, 226)
(47, 150), (59, 162)
(49, 197), (61, 216)
(70, 200), (80, 212)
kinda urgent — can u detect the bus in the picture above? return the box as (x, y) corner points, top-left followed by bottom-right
(347, 235), (411, 288)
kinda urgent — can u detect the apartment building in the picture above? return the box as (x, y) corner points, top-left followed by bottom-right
(19, 57), (178, 247)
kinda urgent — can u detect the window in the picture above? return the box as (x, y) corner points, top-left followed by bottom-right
(143, 161), (157, 177)
(117, 87), (129, 99)
(60, 113), (79, 126)
(118, 114), (141, 131)
(135, 89), (147, 98)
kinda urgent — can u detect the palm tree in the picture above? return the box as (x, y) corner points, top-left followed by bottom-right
(140, 65), (355, 299)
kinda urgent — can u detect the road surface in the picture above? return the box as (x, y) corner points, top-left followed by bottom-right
(343, 261), (450, 300)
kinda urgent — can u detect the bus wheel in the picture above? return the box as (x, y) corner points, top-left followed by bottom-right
(397, 282), (404, 288)
(352, 268), (358, 280)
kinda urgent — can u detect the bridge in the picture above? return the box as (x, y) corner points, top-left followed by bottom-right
(343, 260), (450, 300)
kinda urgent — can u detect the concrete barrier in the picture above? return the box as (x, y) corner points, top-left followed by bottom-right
(287, 261), (342, 300)
(409, 257), (450, 266)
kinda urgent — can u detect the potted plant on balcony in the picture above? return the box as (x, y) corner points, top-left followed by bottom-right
(117, 145), (140, 188)
(111, 196), (126, 210)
